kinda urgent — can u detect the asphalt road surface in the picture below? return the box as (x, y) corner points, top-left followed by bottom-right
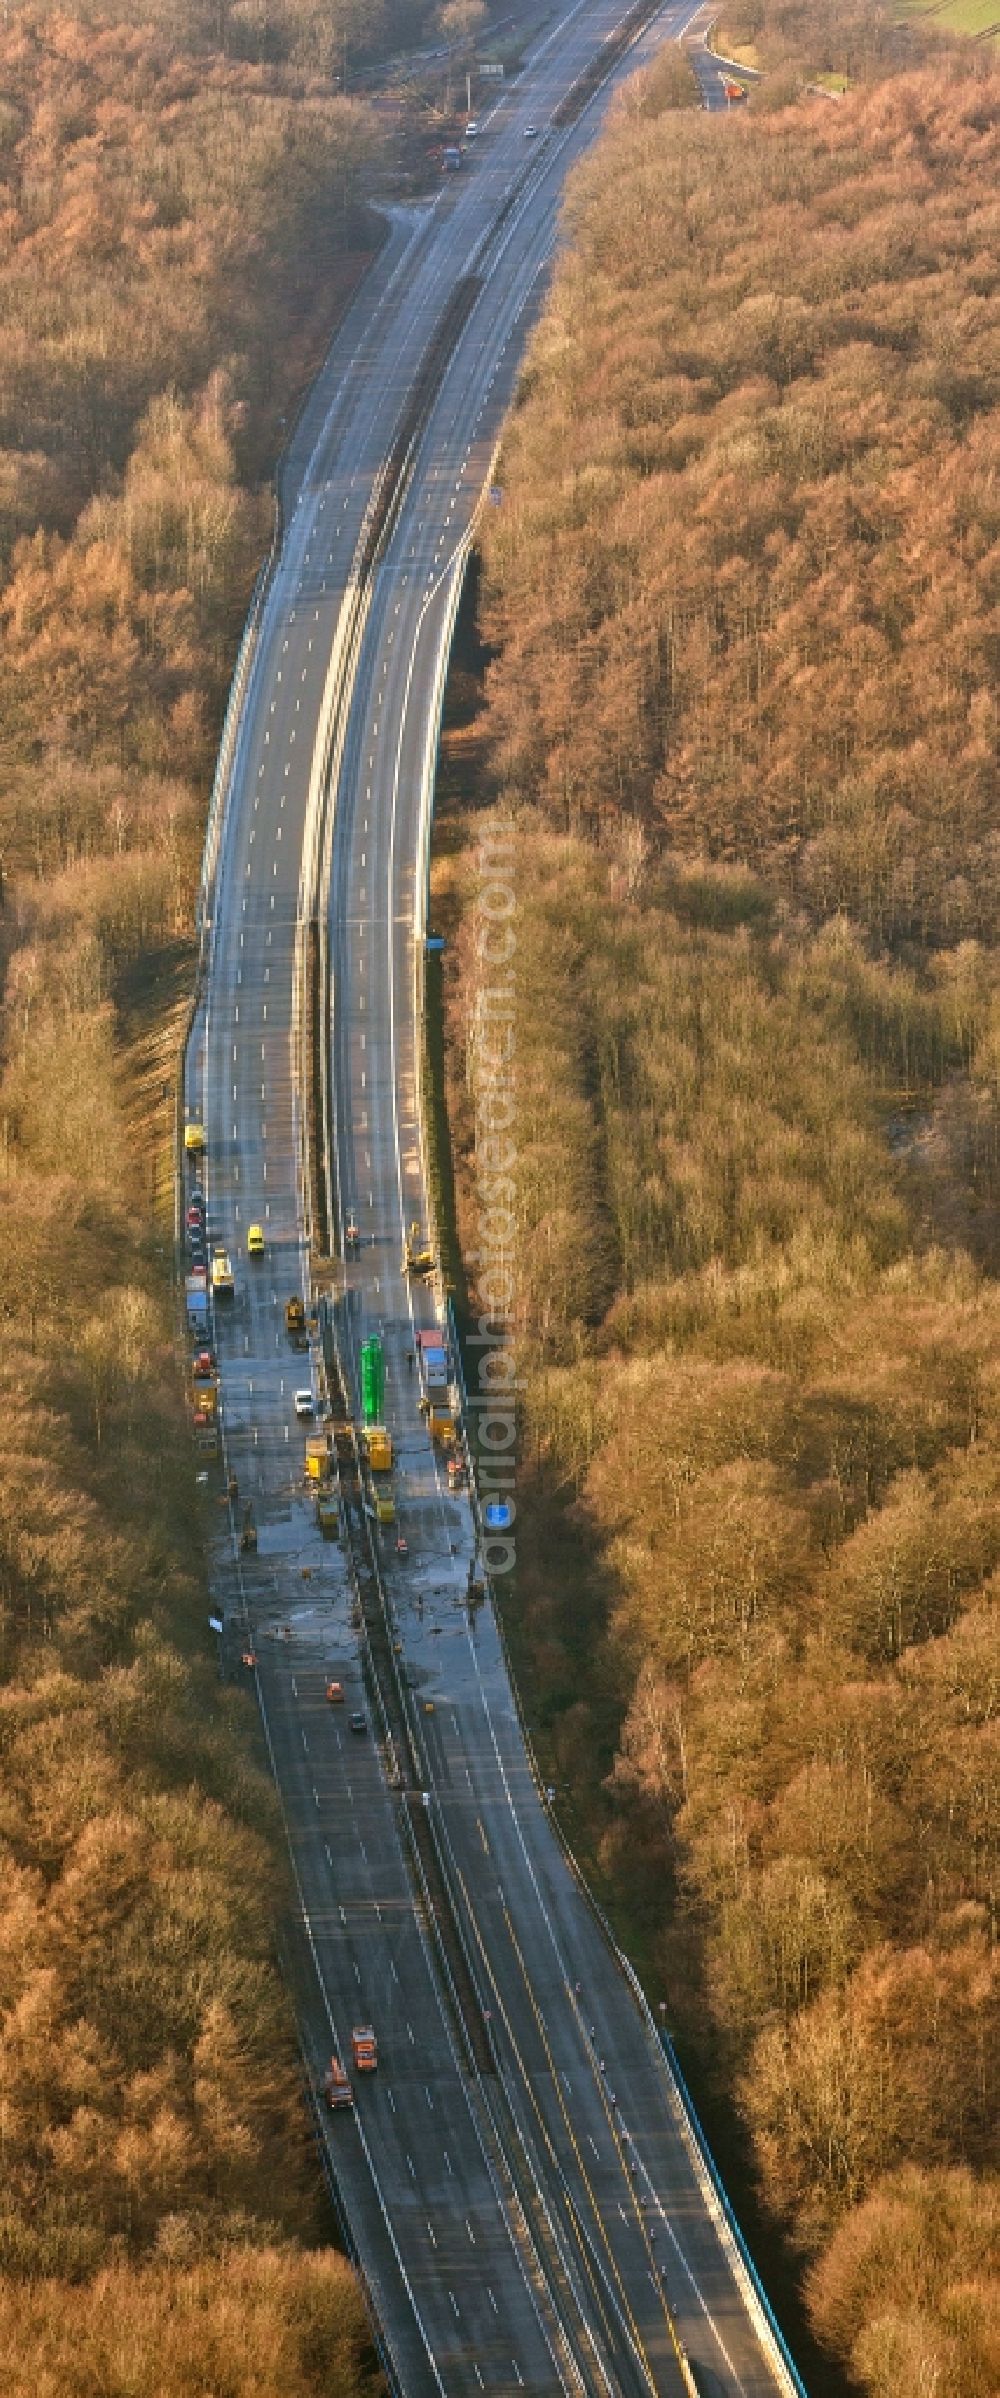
(188, 7), (801, 2393)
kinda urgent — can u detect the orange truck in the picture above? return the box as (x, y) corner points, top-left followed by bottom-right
(351, 2024), (377, 2073)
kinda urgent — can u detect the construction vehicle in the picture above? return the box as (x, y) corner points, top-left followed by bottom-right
(211, 1247), (235, 1301)
(194, 1422), (219, 1457)
(285, 1294), (307, 1345)
(247, 1223), (265, 1256)
(316, 1488), (339, 1539)
(403, 1222), (434, 1278)
(191, 1378), (218, 1421)
(345, 1216), (360, 1254)
(239, 1503), (257, 1554)
(360, 1337), (384, 1427)
(305, 1433), (332, 1484)
(324, 2055), (353, 2110)
(184, 1119), (205, 1156)
(192, 1348), (216, 1382)
(361, 1425), (393, 1474)
(351, 2024), (377, 2073)
(723, 76), (747, 101)
(428, 1408), (456, 1447)
(447, 1455), (465, 1492)
(360, 1413), (394, 1522)
(417, 1327), (449, 1395)
(185, 1276), (210, 1337)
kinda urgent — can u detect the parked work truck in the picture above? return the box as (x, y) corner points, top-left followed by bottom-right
(416, 1326), (449, 1394)
(185, 1275), (210, 1336)
(359, 1347), (395, 1519)
(305, 1433), (332, 1485)
(316, 1488), (339, 1539)
(361, 1425), (392, 1474)
(324, 2055), (353, 2110)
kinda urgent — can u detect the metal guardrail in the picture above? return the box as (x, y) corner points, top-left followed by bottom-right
(661, 2035), (809, 2398)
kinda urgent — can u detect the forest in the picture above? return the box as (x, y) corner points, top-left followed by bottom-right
(436, 49), (999, 2398)
(0, 5), (383, 2391)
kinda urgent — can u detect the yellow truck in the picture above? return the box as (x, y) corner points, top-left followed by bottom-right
(305, 1433), (332, 1485)
(184, 1119), (205, 1156)
(361, 1426), (393, 1474)
(211, 1247), (235, 1300)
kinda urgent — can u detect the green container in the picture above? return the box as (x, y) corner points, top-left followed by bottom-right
(360, 1337), (384, 1426)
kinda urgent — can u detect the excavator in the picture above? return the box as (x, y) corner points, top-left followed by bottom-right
(402, 1220), (434, 1278)
(323, 2055), (353, 2110)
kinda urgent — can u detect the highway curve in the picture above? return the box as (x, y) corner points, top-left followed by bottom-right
(186, 7), (806, 2393)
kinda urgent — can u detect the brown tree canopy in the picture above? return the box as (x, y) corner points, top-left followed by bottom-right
(0, 7), (387, 2389)
(481, 71), (1000, 950)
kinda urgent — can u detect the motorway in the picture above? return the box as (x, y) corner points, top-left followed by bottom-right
(187, 7), (801, 2394)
